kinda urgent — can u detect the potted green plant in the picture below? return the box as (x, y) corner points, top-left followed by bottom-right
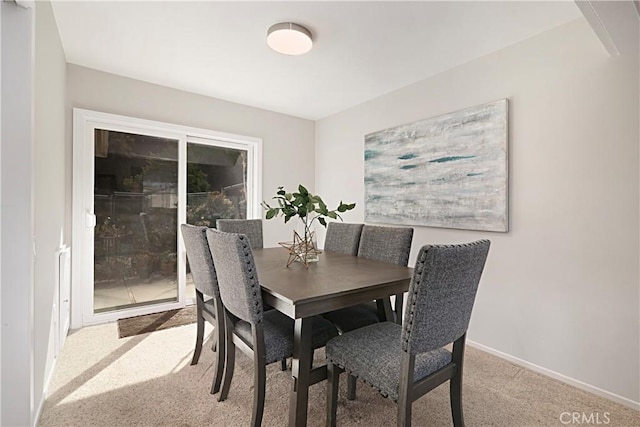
(262, 185), (355, 266)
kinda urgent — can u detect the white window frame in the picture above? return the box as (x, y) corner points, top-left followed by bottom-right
(72, 109), (262, 328)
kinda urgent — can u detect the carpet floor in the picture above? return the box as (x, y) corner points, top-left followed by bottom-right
(39, 322), (639, 427)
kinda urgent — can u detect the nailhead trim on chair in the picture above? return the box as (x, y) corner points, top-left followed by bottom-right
(328, 358), (399, 402)
(402, 254), (424, 352)
(402, 240), (490, 353)
(239, 235), (263, 321)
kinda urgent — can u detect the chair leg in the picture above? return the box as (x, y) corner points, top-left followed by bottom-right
(347, 375), (357, 400)
(280, 358), (287, 371)
(191, 298), (204, 365)
(326, 362), (339, 427)
(450, 374), (464, 427)
(218, 340), (235, 401)
(251, 352), (266, 427)
(218, 313), (235, 402)
(397, 353), (415, 427)
(397, 398), (412, 427)
(451, 334), (466, 427)
(210, 319), (225, 394)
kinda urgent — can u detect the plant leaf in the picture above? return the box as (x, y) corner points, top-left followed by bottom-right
(318, 217), (327, 227)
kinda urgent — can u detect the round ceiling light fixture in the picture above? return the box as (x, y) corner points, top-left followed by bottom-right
(267, 22), (313, 56)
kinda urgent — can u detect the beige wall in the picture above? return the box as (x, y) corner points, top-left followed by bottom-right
(66, 65), (315, 249)
(315, 19), (639, 405)
(34, 0), (67, 420)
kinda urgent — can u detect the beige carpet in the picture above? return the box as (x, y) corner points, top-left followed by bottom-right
(39, 323), (639, 427)
(117, 306), (197, 338)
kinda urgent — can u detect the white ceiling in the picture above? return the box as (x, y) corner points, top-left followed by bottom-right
(51, 1), (581, 120)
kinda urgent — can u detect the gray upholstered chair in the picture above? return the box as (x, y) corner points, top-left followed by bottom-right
(323, 222), (363, 255)
(326, 240), (491, 427)
(358, 224), (413, 265)
(216, 218), (264, 249)
(323, 225), (414, 331)
(323, 224), (413, 399)
(180, 224), (225, 395)
(215, 218), (288, 369)
(206, 229), (338, 427)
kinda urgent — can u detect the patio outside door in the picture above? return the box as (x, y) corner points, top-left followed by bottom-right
(72, 109), (261, 327)
(93, 129), (181, 313)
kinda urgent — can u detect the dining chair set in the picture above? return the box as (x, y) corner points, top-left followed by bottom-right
(181, 219), (490, 427)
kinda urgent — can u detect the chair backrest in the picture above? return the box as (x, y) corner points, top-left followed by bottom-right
(358, 225), (414, 266)
(401, 240), (490, 355)
(180, 224), (219, 298)
(206, 229), (264, 324)
(216, 219), (264, 249)
(324, 222), (364, 255)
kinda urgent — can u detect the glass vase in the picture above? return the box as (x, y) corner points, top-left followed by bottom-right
(295, 219), (319, 264)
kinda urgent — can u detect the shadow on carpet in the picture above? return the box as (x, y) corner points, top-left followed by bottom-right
(117, 305), (197, 338)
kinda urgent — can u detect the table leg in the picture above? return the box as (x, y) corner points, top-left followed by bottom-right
(289, 316), (313, 427)
(376, 298), (394, 322)
(394, 293), (404, 325)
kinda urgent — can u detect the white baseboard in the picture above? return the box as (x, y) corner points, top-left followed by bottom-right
(466, 339), (640, 412)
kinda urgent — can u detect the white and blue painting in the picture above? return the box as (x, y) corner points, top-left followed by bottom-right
(364, 99), (508, 232)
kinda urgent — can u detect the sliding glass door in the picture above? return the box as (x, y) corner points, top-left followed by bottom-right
(93, 129), (180, 313)
(185, 139), (249, 299)
(73, 109), (262, 326)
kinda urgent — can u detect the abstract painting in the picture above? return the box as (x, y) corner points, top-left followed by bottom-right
(364, 99), (508, 232)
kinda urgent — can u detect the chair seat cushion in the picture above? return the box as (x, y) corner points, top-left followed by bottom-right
(326, 322), (452, 401)
(234, 311), (338, 364)
(322, 302), (380, 333)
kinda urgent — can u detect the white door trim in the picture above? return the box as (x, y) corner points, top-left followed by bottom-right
(71, 109), (263, 329)
(1, 3), (35, 425)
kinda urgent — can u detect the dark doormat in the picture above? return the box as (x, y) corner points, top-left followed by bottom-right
(117, 305), (197, 338)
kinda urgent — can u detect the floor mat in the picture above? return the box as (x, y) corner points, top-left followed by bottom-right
(117, 305), (197, 338)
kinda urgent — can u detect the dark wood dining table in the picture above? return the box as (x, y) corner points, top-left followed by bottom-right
(252, 247), (413, 427)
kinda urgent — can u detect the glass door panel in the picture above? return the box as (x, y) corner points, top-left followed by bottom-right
(184, 142), (248, 299)
(93, 129), (179, 313)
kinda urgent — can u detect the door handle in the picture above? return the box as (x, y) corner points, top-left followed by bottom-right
(86, 211), (96, 228)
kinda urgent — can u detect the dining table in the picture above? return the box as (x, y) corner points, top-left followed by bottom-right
(252, 247), (413, 427)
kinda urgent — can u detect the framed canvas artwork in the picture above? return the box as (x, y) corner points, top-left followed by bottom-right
(364, 99), (509, 232)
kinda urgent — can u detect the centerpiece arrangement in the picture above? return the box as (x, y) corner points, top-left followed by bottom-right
(262, 185), (355, 267)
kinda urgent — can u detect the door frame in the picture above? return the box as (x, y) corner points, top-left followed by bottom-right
(71, 109), (262, 328)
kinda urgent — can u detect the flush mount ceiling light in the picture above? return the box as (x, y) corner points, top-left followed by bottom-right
(267, 22), (313, 56)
